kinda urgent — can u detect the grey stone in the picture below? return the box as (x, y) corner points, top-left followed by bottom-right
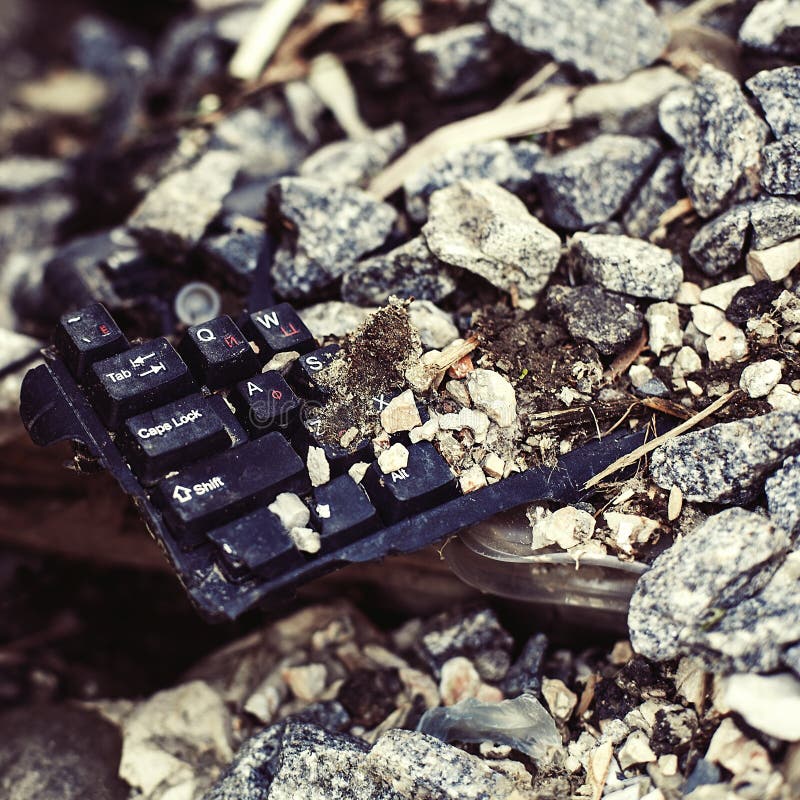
(747, 66), (800, 139)
(199, 222), (265, 292)
(628, 508), (794, 671)
(762, 133), (800, 196)
(650, 410), (800, 503)
(500, 632), (548, 697)
(403, 140), (540, 224)
(412, 23), (495, 99)
(341, 237), (457, 306)
(658, 85), (698, 147)
(546, 284), (643, 356)
(300, 124), (405, 188)
(784, 642), (800, 678)
(766, 454), (800, 535)
(487, 0), (669, 82)
(212, 101), (309, 181)
(739, 0), (800, 59)
(423, 180), (562, 307)
(0, 706), (128, 800)
(415, 607), (514, 682)
(534, 134), (661, 230)
(267, 177), (397, 299)
(681, 65), (769, 218)
(688, 203), (751, 276)
(750, 196), (800, 249)
(0, 157), (68, 197)
(0, 194), (75, 263)
(623, 154), (683, 237)
(570, 232), (683, 300)
(128, 150), (240, 259)
(365, 729), (520, 800)
(409, 301), (459, 350)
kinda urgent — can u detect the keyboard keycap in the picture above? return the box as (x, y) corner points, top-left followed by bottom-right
(54, 303), (129, 381)
(362, 441), (458, 523)
(296, 414), (373, 476)
(121, 394), (233, 482)
(179, 315), (259, 389)
(246, 303), (316, 362)
(154, 432), (309, 536)
(288, 344), (339, 399)
(90, 338), (195, 429)
(311, 475), (379, 549)
(208, 507), (305, 579)
(232, 371), (301, 436)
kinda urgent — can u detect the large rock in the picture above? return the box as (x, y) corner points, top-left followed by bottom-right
(629, 508), (797, 673)
(761, 134), (800, 196)
(423, 180), (562, 307)
(341, 237), (457, 306)
(746, 66), (800, 139)
(569, 232), (682, 300)
(622, 154), (683, 238)
(766, 454), (800, 535)
(0, 706), (128, 800)
(688, 204), (751, 276)
(546, 284), (643, 356)
(403, 140), (540, 223)
(650, 410), (800, 503)
(127, 150), (240, 259)
(680, 65), (769, 218)
(268, 178), (397, 299)
(739, 0), (800, 59)
(749, 196), (800, 249)
(487, 0), (669, 82)
(534, 134), (661, 230)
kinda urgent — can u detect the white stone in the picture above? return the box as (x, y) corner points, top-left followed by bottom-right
(289, 526), (321, 554)
(530, 505), (596, 551)
(687, 379), (703, 396)
(604, 512), (660, 555)
(629, 364), (654, 389)
(705, 717), (772, 779)
(459, 464), (487, 494)
(378, 442), (409, 473)
(282, 663), (327, 701)
(699, 275), (755, 310)
(445, 379), (472, 407)
(706, 321), (748, 363)
(466, 368), (517, 427)
(739, 359), (783, 398)
(409, 417), (440, 443)
(675, 281), (702, 305)
(722, 672), (800, 741)
(439, 656), (481, 706)
(542, 678), (577, 721)
(672, 346), (702, 378)
(348, 461), (370, 483)
(262, 350), (300, 373)
(658, 754), (678, 776)
(748, 238), (800, 282)
(268, 492), (310, 530)
(307, 446), (331, 487)
(299, 300), (372, 339)
(691, 303), (726, 335)
(381, 389), (422, 433)
(618, 730), (657, 769)
(767, 384), (800, 411)
(483, 452), (505, 479)
(438, 407), (491, 442)
(645, 302), (682, 356)
(409, 300), (459, 350)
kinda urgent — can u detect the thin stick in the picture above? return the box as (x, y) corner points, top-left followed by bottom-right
(583, 390), (738, 489)
(501, 61), (560, 106)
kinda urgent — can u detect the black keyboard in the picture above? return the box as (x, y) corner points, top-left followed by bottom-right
(20, 301), (667, 621)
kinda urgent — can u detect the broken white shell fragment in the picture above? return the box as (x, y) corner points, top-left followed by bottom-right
(289, 526), (321, 554)
(380, 389), (422, 433)
(307, 446), (331, 487)
(378, 442), (409, 473)
(268, 492), (310, 530)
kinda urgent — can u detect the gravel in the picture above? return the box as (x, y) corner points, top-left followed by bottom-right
(766, 454), (800, 535)
(749, 196), (800, 249)
(761, 134), (800, 196)
(403, 140), (541, 224)
(688, 203), (751, 276)
(569, 232), (683, 300)
(267, 178), (397, 299)
(649, 410), (800, 503)
(422, 179), (562, 307)
(746, 66), (800, 139)
(534, 134), (660, 230)
(739, 0), (800, 59)
(679, 65), (769, 218)
(622, 154), (683, 238)
(341, 237), (457, 306)
(487, 0), (668, 82)
(546, 284), (643, 356)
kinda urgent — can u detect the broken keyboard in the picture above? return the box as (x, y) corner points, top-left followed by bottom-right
(20, 301), (663, 621)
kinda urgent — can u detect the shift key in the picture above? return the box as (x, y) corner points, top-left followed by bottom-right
(154, 433), (309, 537)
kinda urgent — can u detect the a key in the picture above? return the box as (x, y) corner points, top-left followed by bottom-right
(54, 303), (129, 381)
(362, 441), (458, 523)
(296, 414), (373, 476)
(207, 507), (305, 580)
(232, 371), (301, 436)
(154, 432), (309, 536)
(246, 303), (316, 362)
(179, 315), (259, 389)
(121, 394), (233, 482)
(89, 338), (195, 429)
(288, 344), (339, 399)
(311, 475), (379, 550)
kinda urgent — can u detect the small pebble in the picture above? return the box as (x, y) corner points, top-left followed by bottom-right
(378, 442), (409, 474)
(739, 359), (782, 398)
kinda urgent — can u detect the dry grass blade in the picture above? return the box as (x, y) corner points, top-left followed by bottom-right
(639, 397), (693, 420)
(604, 327), (648, 383)
(367, 85), (575, 198)
(583, 390), (738, 489)
(501, 61), (560, 106)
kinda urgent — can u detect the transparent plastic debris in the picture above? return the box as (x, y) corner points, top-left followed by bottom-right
(416, 692), (562, 763)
